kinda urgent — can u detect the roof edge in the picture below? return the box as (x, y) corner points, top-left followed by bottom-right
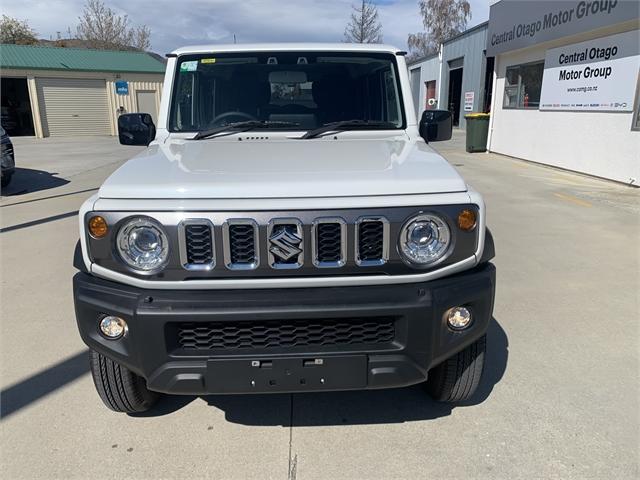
(442, 21), (489, 45)
(407, 52), (439, 66)
(170, 42), (402, 55)
(0, 43), (155, 56)
(0, 66), (165, 74)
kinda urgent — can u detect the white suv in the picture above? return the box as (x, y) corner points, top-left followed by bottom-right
(73, 43), (495, 413)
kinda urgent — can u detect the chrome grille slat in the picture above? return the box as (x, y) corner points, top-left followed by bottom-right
(312, 217), (347, 268)
(178, 219), (215, 271)
(223, 219), (259, 270)
(185, 225), (214, 264)
(355, 217), (389, 266)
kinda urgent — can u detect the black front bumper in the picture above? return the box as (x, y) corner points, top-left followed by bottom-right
(73, 263), (495, 395)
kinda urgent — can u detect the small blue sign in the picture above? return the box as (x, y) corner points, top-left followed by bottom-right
(115, 81), (129, 95)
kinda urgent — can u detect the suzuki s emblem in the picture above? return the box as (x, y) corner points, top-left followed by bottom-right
(269, 225), (303, 261)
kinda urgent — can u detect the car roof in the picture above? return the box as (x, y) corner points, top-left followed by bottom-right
(170, 43), (402, 56)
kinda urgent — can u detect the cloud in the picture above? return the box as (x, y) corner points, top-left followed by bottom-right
(2, 0), (489, 53)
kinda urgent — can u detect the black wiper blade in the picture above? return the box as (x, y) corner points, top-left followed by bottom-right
(192, 121), (300, 140)
(300, 120), (398, 139)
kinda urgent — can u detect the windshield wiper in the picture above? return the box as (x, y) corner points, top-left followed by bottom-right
(192, 120), (300, 140)
(300, 120), (398, 139)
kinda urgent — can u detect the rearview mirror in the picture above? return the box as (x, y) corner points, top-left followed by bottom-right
(118, 113), (156, 146)
(268, 71), (308, 83)
(419, 110), (452, 143)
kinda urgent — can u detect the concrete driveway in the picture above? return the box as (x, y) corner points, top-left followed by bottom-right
(1, 133), (638, 479)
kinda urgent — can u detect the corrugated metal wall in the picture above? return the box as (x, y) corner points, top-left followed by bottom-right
(36, 78), (111, 136)
(408, 24), (489, 130)
(106, 79), (163, 133)
(409, 55), (440, 116)
(440, 25), (488, 129)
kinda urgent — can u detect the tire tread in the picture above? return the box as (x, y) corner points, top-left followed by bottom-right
(89, 350), (158, 413)
(426, 335), (486, 403)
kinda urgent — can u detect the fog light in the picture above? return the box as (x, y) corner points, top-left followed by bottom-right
(445, 307), (472, 330)
(99, 316), (127, 339)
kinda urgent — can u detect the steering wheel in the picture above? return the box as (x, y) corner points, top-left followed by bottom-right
(208, 111), (257, 127)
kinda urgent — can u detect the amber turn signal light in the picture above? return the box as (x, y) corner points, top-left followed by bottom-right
(457, 209), (477, 231)
(88, 216), (108, 238)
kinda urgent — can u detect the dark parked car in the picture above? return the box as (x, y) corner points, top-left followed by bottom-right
(1, 125), (15, 188)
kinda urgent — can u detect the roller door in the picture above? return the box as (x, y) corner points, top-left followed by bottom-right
(37, 78), (110, 136)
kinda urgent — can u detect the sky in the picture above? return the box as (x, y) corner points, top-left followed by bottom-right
(2, 0), (490, 54)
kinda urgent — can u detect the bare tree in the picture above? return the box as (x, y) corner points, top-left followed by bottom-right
(344, 0), (383, 44)
(0, 15), (38, 45)
(407, 0), (471, 59)
(76, 0), (151, 51)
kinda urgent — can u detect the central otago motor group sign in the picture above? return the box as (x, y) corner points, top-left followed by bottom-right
(539, 30), (639, 111)
(486, 0), (638, 56)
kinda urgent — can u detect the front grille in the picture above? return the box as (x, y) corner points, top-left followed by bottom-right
(173, 317), (396, 351)
(229, 224), (256, 265)
(357, 220), (386, 264)
(185, 224), (214, 266)
(178, 214), (394, 273)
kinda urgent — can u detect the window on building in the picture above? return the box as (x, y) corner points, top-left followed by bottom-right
(503, 61), (544, 109)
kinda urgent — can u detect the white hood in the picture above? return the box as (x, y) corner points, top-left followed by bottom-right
(98, 134), (467, 199)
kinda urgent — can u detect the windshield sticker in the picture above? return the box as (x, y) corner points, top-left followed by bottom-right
(180, 61), (198, 72)
(200, 58), (216, 64)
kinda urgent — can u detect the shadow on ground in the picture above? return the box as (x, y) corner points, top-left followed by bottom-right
(0, 349), (90, 419)
(1, 168), (69, 197)
(138, 318), (509, 425)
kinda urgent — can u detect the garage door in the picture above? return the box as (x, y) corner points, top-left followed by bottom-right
(37, 78), (110, 136)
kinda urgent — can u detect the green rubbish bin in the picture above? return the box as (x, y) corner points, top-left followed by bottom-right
(464, 113), (490, 153)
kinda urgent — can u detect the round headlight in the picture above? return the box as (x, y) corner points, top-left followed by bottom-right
(399, 214), (451, 267)
(116, 217), (169, 272)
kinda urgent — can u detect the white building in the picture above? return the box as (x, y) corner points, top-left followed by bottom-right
(486, 0), (639, 185)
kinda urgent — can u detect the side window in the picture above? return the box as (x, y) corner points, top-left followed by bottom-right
(503, 61), (544, 109)
(383, 68), (401, 124)
(173, 73), (197, 130)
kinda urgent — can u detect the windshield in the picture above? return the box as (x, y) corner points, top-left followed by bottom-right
(169, 51), (405, 133)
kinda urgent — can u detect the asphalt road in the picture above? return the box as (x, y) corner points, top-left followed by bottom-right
(1, 132), (638, 479)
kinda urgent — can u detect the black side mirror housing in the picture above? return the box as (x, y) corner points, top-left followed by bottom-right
(419, 109), (453, 143)
(118, 113), (156, 146)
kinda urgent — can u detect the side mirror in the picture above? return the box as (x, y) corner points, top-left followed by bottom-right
(419, 109), (452, 143)
(118, 113), (156, 146)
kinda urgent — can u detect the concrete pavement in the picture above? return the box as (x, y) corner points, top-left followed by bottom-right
(1, 132), (638, 479)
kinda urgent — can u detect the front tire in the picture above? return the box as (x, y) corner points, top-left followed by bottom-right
(89, 350), (159, 413)
(426, 335), (486, 403)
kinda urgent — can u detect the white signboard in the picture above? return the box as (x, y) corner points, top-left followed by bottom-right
(540, 30), (640, 111)
(464, 91), (475, 112)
